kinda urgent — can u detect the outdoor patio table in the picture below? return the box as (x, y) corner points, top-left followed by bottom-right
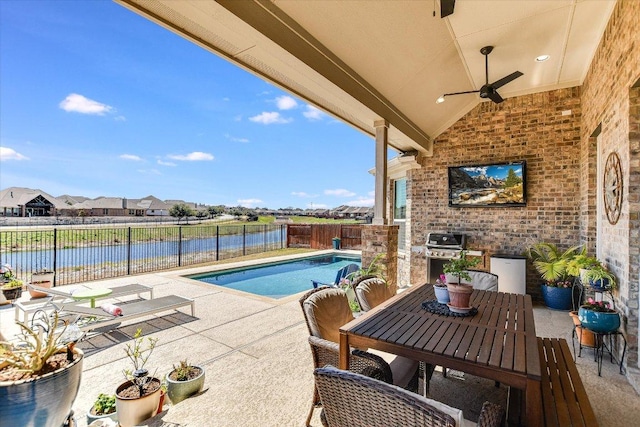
(339, 283), (542, 426)
(71, 288), (113, 308)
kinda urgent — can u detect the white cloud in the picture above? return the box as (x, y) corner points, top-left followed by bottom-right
(303, 105), (324, 120)
(346, 197), (375, 207)
(119, 154), (142, 161)
(115, 115), (126, 122)
(276, 95), (298, 110)
(249, 112), (292, 124)
(223, 97), (230, 102)
(167, 152), (214, 161)
(225, 134), (249, 143)
(0, 147), (29, 161)
(238, 198), (263, 208)
(292, 191), (317, 198)
(157, 159), (176, 167)
(325, 188), (356, 197)
(59, 93), (114, 115)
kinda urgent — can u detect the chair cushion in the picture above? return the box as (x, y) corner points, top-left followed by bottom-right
(423, 397), (466, 427)
(368, 349), (419, 389)
(467, 270), (498, 291)
(303, 288), (354, 343)
(356, 278), (391, 311)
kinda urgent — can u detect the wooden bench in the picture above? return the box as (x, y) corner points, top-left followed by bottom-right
(537, 337), (598, 426)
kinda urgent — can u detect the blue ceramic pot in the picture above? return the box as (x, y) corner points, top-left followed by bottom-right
(541, 284), (573, 310)
(578, 307), (620, 333)
(433, 285), (450, 304)
(589, 277), (609, 292)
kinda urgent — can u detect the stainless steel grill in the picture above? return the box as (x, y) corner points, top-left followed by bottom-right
(425, 232), (466, 259)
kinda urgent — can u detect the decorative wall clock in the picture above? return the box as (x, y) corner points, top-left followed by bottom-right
(603, 151), (622, 225)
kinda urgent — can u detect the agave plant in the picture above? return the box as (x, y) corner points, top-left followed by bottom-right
(525, 242), (583, 284)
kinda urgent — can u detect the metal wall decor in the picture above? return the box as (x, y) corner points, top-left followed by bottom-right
(603, 151), (623, 225)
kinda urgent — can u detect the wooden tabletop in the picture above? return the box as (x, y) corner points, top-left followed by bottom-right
(339, 283), (542, 425)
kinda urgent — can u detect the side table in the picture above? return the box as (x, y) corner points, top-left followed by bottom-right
(72, 288), (113, 308)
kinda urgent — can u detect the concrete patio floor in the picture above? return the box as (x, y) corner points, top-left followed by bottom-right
(1, 252), (639, 426)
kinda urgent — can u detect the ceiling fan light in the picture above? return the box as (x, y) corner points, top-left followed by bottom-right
(436, 95), (445, 104)
(535, 54), (550, 62)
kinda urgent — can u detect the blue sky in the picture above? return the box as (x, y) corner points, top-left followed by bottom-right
(461, 164), (523, 180)
(0, 0), (379, 209)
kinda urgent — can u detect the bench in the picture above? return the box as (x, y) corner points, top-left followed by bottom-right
(16, 283), (153, 323)
(54, 294), (195, 332)
(537, 337), (598, 426)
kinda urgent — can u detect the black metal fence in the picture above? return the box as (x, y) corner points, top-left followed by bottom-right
(0, 224), (286, 286)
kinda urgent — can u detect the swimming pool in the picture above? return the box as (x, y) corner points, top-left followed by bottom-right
(188, 254), (361, 299)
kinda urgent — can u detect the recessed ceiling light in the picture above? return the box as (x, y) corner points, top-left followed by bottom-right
(436, 96), (445, 104)
(535, 55), (550, 62)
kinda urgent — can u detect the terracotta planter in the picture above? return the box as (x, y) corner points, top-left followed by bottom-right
(569, 311), (596, 347)
(29, 275), (53, 298)
(447, 283), (473, 308)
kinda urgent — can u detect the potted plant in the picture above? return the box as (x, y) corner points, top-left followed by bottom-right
(0, 264), (23, 303)
(525, 242), (582, 310)
(87, 393), (117, 424)
(578, 298), (620, 333)
(166, 359), (205, 405)
(433, 274), (450, 304)
(582, 265), (617, 292)
(29, 267), (55, 298)
(0, 310), (84, 427)
(443, 250), (481, 308)
(115, 329), (162, 427)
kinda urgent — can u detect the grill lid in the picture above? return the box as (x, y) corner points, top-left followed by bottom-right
(426, 233), (466, 248)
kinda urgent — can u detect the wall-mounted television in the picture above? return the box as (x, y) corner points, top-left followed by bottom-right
(448, 160), (526, 207)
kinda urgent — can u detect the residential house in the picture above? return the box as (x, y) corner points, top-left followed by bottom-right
(0, 187), (64, 217)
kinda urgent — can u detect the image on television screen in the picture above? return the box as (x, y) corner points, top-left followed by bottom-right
(448, 161), (526, 207)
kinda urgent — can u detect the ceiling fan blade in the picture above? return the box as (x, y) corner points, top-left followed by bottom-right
(487, 90), (504, 104)
(443, 89), (480, 97)
(491, 71), (523, 90)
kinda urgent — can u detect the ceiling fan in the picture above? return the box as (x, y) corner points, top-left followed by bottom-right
(437, 46), (523, 104)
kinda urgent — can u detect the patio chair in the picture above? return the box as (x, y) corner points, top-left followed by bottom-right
(353, 277), (435, 396)
(314, 365), (505, 427)
(466, 270), (498, 291)
(299, 287), (419, 426)
(311, 263), (359, 289)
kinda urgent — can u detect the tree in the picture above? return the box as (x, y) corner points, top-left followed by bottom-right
(169, 203), (195, 223)
(504, 168), (522, 187)
(207, 205), (225, 219)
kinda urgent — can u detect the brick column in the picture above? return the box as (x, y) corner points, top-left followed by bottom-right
(362, 224), (398, 289)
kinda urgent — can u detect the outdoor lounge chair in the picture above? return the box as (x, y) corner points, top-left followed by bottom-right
(314, 366), (504, 427)
(299, 286), (419, 426)
(51, 294), (195, 332)
(466, 270), (499, 292)
(18, 283), (153, 323)
(311, 263), (359, 289)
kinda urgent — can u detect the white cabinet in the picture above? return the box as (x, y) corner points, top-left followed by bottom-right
(490, 255), (527, 295)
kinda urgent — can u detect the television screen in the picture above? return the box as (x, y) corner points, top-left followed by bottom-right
(448, 161), (526, 207)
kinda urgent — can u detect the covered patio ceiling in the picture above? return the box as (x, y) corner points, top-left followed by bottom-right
(116, 0), (616, 155)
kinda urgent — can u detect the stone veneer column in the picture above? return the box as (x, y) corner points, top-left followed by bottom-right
(362, 224), (398, 290)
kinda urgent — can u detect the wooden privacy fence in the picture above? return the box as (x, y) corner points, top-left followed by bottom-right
(287, 224), (363, 249)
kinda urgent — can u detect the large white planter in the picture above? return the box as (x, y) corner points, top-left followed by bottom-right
(0, 348), (83, 427)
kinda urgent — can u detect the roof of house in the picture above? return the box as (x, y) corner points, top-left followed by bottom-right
(0, 187), (66, 209)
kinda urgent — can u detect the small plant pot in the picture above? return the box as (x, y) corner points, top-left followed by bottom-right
(447, 283), (472, 308)
(433, 285), (450, 304)
(166, 365), (205, 405)
(115, 378), (162, 427)
(1, 286), (23, 301)
(332, 238), (341, 250)
(569, 311), (596, 347)
(86, 408), (117, 425)
(29, 280), (53, 298)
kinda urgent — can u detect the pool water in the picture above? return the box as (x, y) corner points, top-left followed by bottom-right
(189, 255), (361, 299)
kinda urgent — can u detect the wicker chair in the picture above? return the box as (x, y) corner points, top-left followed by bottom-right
(352, 277), (435, 396)
(299, 287), (419, 426)
(314, 366), (505, 427)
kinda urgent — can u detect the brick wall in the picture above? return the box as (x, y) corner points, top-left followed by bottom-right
(408, 87), (582, 300)
(579, 0), (640, 380)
